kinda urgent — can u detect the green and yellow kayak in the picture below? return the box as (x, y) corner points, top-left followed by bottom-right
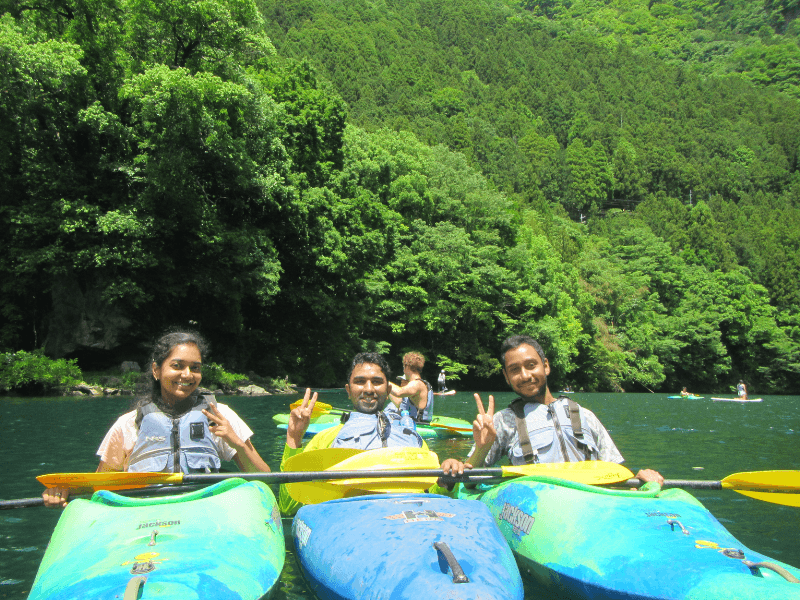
(29, 478), (285, 599)
(458, 475), (800, 599)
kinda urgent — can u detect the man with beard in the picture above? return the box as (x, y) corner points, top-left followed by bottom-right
(280, 352), (446, 514)
(451, 335), (663, 485)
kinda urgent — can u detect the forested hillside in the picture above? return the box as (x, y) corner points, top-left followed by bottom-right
(2, 0), (799, 392)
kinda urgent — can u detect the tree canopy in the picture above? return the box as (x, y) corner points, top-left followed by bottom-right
(2, 0), (799, 392)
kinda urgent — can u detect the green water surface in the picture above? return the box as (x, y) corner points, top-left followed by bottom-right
(1, 391), (798, 599)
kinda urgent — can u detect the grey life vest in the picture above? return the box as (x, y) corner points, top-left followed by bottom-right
(399, 379), (434, 423)
(128, 395), (221, 473)
(331, 411), (423, 450)
(508, 396), (596, 464)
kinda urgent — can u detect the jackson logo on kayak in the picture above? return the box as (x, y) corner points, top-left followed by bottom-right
(295, 519), (312, 549)
(499, 503), (534, 536)
(136, 519), (180, 530)
(384, 510), (455, 523)
(645, 511), (681, 518)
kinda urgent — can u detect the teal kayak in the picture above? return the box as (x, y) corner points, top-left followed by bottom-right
(668, 395), (704, 400)
(29, 478), (285, 600)
(274, 412), (471, 439)
(293, 493), (524, 599)
(458, 475), (800, 599)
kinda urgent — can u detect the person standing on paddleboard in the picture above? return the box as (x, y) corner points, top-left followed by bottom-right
(42, 329), (271, 508)
(441, 334), (663, 485)
(737, 380), (748, 400)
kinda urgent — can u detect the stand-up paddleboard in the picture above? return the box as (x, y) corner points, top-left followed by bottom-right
(711, 397), (763, 402)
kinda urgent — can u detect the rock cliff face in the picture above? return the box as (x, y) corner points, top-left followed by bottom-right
(43, 275), (139, 368)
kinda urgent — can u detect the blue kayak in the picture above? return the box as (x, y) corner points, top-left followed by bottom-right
(293, 493), (524, 600)
(29, 479), (285, 600)
(458, 476), (800, 599)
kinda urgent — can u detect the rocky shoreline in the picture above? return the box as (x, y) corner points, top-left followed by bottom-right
(67, 383), (300, 397)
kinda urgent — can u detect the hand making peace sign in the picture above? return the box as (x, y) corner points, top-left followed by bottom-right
(286, 388), (318, 449)
(472, 393), (497, 450)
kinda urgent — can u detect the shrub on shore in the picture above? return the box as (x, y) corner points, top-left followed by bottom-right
(0, 350), (82, 396)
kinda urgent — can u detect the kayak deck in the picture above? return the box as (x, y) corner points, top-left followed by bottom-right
(293, 493), (524, 600)
(28, 478), (285, 600)
(459, 475), (800, 599)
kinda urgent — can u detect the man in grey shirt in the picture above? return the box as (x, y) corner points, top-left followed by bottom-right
(447, 334), (662, 485)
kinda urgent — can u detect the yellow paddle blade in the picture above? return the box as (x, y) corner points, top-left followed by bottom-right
(283, 448), (364, 473)
(284, 447), (440, 504)
(283, 448), (366, 505)
(734, 490), (800, 507)
(289, 399), (333, 411)
(721, 470), (800, 491)
(424, 422), (471, 433)
(721, 470), (800, 507)
(328, 447), (440, 493)
(37, 471), (184, 491)
(501, 461), (635, 485)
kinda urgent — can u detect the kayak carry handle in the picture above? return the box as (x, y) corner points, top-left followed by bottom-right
(433, 541), (469, 583)
(744, 561), (800, 583)
(123, 576), (147, 600)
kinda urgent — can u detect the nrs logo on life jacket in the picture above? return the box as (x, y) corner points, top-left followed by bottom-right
(499, 502), (535, 536)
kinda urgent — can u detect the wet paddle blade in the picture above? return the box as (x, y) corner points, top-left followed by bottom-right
(37, 471), (184, 491)
(424, 422), (472, 433)
(501, 461), (635, 485)
(289, 399), (334, 411)
(722, 470), (800, 507)
(282, 448), (363, 472)
(284, 447), (440, 504)
(328, 447), (440, 491)
(734, 490), (800, 507)
(282, 448), (366, 504)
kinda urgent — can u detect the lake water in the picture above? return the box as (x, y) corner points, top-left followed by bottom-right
(1, 391), (798, 599)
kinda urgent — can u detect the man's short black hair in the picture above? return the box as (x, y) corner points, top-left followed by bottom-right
(346, 352), (392, 384)
(500, 335), (546, 368)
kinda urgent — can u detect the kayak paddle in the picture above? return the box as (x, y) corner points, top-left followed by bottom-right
(19, 465), (800, 509)
(34, 455), (637, 492)
(624, 470), (800, 507)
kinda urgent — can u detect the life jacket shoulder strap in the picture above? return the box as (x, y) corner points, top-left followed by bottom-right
(508, 398), (535, 464)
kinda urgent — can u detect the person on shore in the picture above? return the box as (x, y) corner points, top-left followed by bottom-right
(387, 351), (434, 423)
(441, 335), (663, 485)
(280, 352), (453, 515)
(42, 329), (271, 508)
(737, 380), (748, 399)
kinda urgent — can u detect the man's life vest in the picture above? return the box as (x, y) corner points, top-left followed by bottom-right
(507, 396), (599, 465)
(331, 411), (423, 450)
(128, 395), (221, 473)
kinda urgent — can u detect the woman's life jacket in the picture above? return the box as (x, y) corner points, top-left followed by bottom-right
(128, 395), (222, 473)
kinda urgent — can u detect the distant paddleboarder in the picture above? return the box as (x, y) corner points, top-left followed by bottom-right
(737, 380), (748, 400)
